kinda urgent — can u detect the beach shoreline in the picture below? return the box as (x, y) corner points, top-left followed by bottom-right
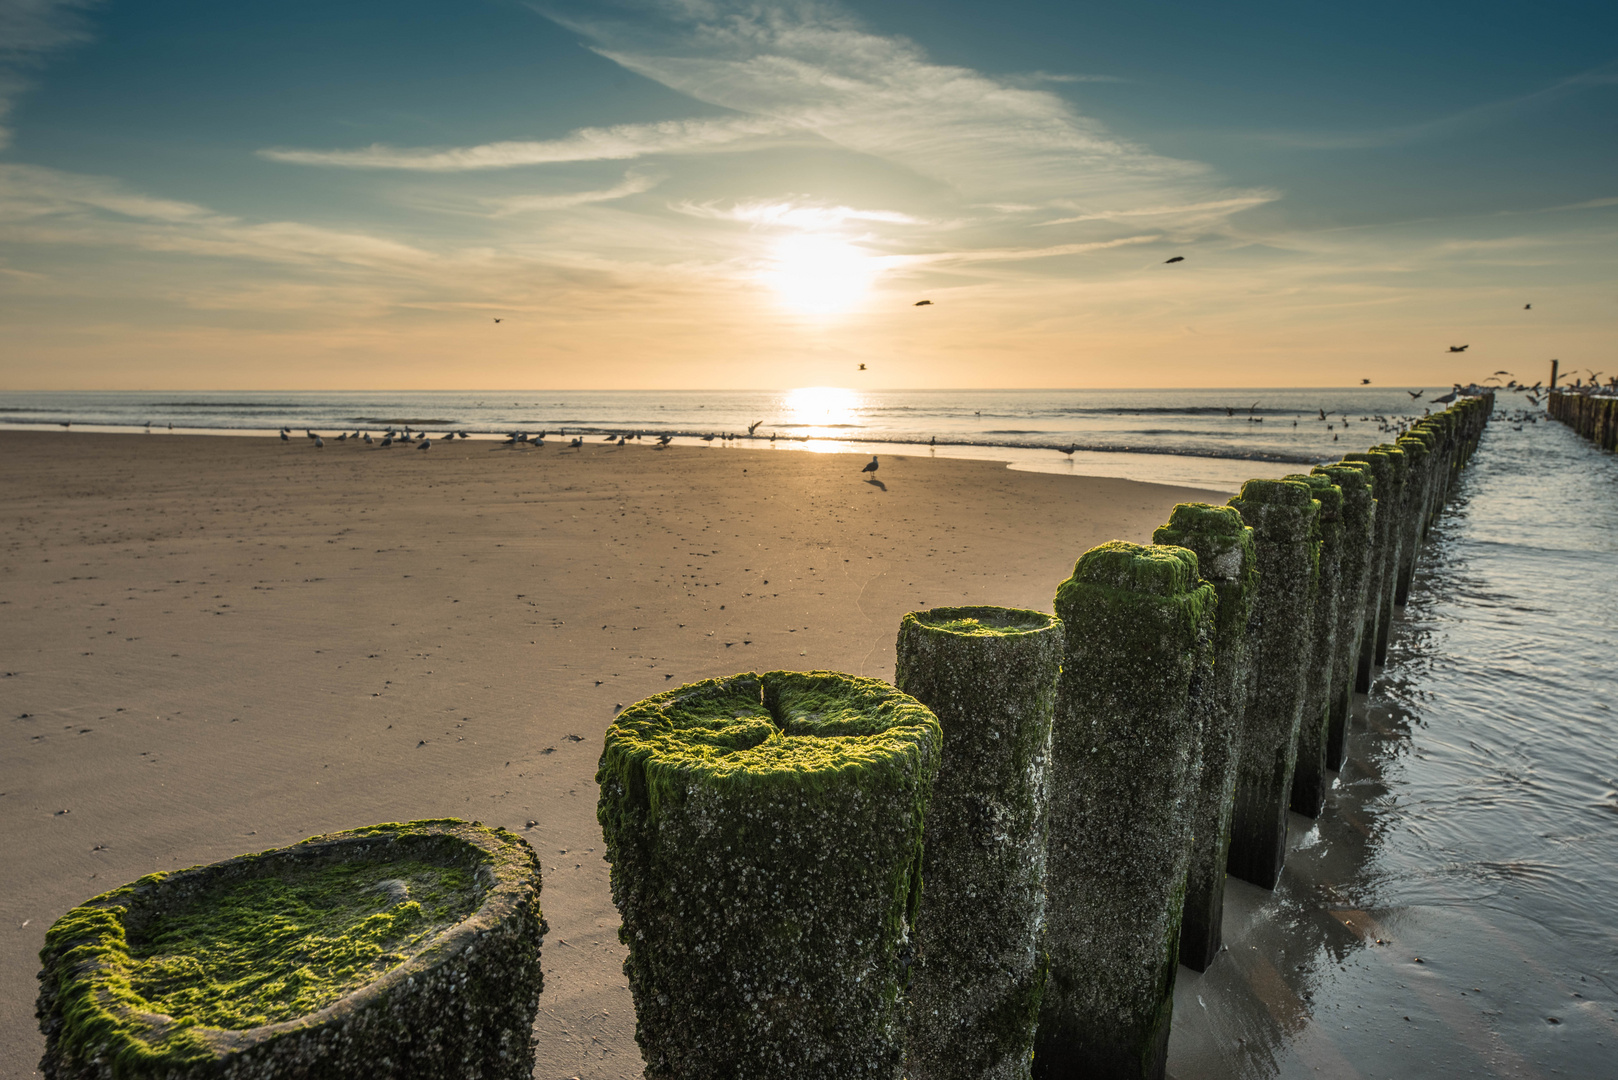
(0, 429), (1225, 1079)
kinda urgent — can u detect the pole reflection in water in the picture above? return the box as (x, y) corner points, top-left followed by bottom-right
(1168, 415), (1618, 1079)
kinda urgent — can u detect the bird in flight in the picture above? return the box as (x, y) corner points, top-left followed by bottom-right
(1448, 345), (1469, 352)
(493, 318), (502, 323)
(862, 456), (879, 474)
(1524, 304), (1531, 310)
(1361, 378), (1372, 384)
(914, 300), (933, 306)
(1493, 370), (1512, 376)
(858, 363), (867, 371)
(1164, 256), (1185, 264)
(1408, 389), (1424, 400)
(747, 420), (763, 435)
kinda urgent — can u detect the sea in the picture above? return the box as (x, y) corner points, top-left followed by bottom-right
(0, 387), (1451, 491)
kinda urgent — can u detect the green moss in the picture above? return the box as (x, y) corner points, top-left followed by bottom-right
(598, 671), (941, 1079)
(908, 606), (1054, 637)
(37, 820), (543, 1079)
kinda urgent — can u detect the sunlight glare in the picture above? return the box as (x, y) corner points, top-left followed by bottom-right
(784, 386), (862, 439)
(763, 235), (876, 315)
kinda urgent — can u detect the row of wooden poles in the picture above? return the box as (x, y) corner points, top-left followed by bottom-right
(1548, 389), (1618, 452)
(598, 394), (1493, 1080)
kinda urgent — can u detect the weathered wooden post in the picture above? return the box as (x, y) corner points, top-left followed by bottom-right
(1286, 473), (1343, 819)
(897, 607), (1064, 1080)
(1341, 448), (1394, 684)
(1369, 444), (1408, 664)
(598, 670), (940, 1080)
(1311, 462), (1375, 771)
(37, 821), (546, 1080)
(1152, 503), (1257, 972)
(1392, 432), (1434, 605)
(1036, 542), (1214, 1080)
(1225, 479), (1319, 889)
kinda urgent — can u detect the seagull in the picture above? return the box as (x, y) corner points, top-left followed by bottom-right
(1524, 304), (1531, 310)
(1408, 389), (1424, 399)
(337, 432), (348, 442)
(858, 363), (867, 371)
(1493, 370), (1512, 376)
(457, 430), (469, 439)
(748, 420), (763, 435)
(1060, 444), (1077, 456)
(1361, 378), (1372, 384)
(862, 456), (879, 474)
(381, 436), (393, 448)
(418, 439), (431, 450)
(280, 431), (290, 442)
(363, 433), (373, 444)
(315, 437), (324, 449)
(569, 436), (583, 448)
(914, 300), (933, 306)
(1318, 408), (1327, 420)
(439, 431), (454, 441)
(1448, 345), (1469, 353)
(494, 318), (502, 323)
(1164, 256), (1185, 264)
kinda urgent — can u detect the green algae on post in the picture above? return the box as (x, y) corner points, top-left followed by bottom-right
(1152, 503), (1258, 973)
(1368, 445), (1409, 665)
(1037, 542), (1214, 1080)
(1284, 474), (1344, 819)
(598, 670), (941, 1080)
(36, 819), (545, 1080)
(1311, 463), (1376, 771)
(1392, 434), (1433, 605)
(1342, 449), (1394, 693)
(1225, 479), (1320, 890)
(896, 606), (1064, 1080)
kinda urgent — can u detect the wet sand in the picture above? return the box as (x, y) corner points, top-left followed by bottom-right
(0, 430), (1224, 1079)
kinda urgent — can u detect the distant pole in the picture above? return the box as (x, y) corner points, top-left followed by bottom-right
(1550, 359), (1559, 389)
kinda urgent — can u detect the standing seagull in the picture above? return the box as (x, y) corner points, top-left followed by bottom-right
(862, 456), (879, 474)
(315, 437), (324, 449)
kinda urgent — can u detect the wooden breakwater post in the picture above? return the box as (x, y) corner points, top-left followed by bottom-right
(1286, 473), (1344, 819)
(1340, 448), (1392, 694)
(1311, 462), (1376, 771)
(896, 607), (1064, 1080)
(1366, 444), (1409, 666)
(597, 671), (940, 1080)
(1550, 390), (1618, 452)
(1036, 543), (1214, 1080)
(1225, 479), (1319, 890)
(1152, 504), (1257, 972)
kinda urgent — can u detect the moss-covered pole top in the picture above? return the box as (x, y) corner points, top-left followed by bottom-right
(901, 605), (1060, 641)
(600, 670), (940, 805)
(1229, 478), (1321, 541)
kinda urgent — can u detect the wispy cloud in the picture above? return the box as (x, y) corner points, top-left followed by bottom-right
(674, 198), (922, 228)
(0, 0), (100, 148)
(259, 115), (788, 170)
(490, 170), (666, 214)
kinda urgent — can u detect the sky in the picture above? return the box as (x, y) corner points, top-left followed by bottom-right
(0, 0), (1614, 390)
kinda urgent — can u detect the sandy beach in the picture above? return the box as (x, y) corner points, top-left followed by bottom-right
(0, 430), (1225, 1079)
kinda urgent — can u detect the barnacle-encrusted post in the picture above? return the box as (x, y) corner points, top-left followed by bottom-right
(1311, 462), (1375, 770)
(1036, 542), (1214, 1080)
(1368, 444), (1408, 664)
(1286, 473), (1343, 819)
(1225, 479), (1319, 890)
(1341, 448), (1393, 691)
(1151, 503), (1257, 972)
(36, 819), (544, 1080)
(1392, 432), (1434, 604)
(597, 670), (941, 1080)
(896, 606), (1064, 1080)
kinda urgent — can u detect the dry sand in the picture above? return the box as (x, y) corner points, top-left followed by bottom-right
(0, 430), (1227, 1079)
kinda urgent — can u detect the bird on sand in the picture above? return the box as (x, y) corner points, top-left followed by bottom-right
(418, 440), (431, 450)
(862, 456), (879, 474)
(337, 432), (348, 442)
(315, 437), (324, 448)
(1408, 389), (1424, 399)
(1164, 256), (1185, 264)
(1448, 345), (1469, 353)
(914, 300), (933, 306)
(363, 433), (373, 444)
(1060, 444), (1077, 456)
(280, 431), (289, 442)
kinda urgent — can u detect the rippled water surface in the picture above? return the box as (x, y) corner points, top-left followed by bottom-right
(1170, 417), (1618, 1077)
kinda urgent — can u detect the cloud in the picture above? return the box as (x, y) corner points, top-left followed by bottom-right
(673, 198), (922, 229)
(490, 170), (666, 214)
(259, 115), (788, 171)
(0, 0), (100, 148)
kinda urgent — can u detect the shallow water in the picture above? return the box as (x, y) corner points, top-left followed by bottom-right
(1169, 416), (1618, 1077)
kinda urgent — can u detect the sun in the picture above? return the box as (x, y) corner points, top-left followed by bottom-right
(783, 386), (862, 438)
(762, 234), (877, 315)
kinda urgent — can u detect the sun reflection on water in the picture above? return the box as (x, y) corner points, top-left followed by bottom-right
(782, 386), (863, 441)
